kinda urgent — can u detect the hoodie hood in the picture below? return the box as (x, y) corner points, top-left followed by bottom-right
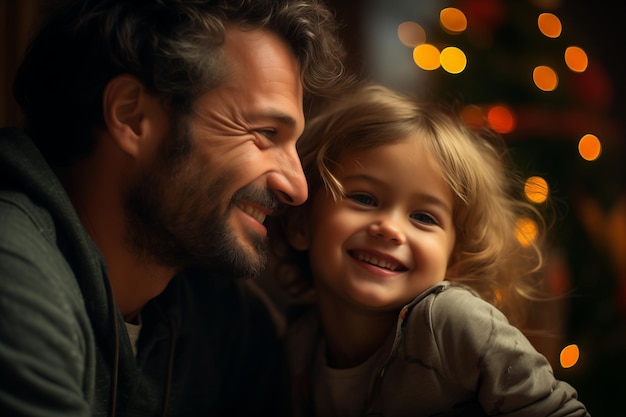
(0, 128), (122, 415)
(0, 128), (113, 334)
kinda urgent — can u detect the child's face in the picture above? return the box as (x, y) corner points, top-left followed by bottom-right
(303, 137), (456, 311)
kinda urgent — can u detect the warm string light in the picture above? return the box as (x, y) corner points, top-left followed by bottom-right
(402, 8), (602, 167)
(397, 21), (425, 47)
(538, 12), (562, 38)
(440, 7), (467, 33)
(565, 46), (588, 72)
(560, 344), (580, 368)
(515, 217), (538, 247)
(524, 176), (549, 204)
(404, 7), (469, 75)
(578, 134), (602, 161)
(533, 65), (558, 91)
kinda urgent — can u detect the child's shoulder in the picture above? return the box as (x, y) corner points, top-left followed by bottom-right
(433, 283), (507, 324)
(404, 282), (531, 366)
(412, 281), (501, 314)
(406, 282), (512, 344)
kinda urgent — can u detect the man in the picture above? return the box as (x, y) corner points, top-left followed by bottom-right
(0, 0), (350, 415)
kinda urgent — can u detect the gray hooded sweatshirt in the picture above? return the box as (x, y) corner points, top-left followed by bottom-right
(0, 128), (282, 417)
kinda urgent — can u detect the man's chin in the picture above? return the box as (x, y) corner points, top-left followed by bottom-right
(202, 237), (268, 279)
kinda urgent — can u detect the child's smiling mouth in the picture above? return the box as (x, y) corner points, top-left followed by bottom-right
(349, 250), (408, 272)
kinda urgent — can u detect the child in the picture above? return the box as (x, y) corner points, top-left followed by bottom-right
(269, 84), (590, 416)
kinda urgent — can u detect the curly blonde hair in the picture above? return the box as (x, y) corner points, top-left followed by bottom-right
(269, 84), (547, 324)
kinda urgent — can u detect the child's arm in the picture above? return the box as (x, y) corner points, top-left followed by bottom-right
(431, 286), (590, 416)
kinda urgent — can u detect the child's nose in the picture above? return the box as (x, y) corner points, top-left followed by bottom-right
(367, 217), (406, 245)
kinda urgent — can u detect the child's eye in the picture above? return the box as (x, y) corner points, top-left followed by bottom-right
(410, 212), (438, 225)
(347, 193), (377, 207)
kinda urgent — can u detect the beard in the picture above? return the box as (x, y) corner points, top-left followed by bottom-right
(123, 119), (276, 279)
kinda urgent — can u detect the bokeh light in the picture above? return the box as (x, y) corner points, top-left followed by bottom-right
(524, 176), (549, 204)
(560, 344), (580, 368)
(578, 134), (602, 161)
(565, 46), (588, 72)
(440, 7), (467, 33)
(487, 104), (515, 133)
(398, 21), (426, 48)
(460, 105), (486, 130)
(533, 65), (558, 91)
(440, 46), (467, 74)
(515, 217), (538, 247)
(538, 12), (562, 38)
(413, 43), (440, 70)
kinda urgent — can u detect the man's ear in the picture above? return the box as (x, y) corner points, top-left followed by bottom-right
(285, 205), (311, 251)
(102, 74), (153, 157)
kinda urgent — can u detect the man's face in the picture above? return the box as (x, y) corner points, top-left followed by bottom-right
(125, 25), (306, 278)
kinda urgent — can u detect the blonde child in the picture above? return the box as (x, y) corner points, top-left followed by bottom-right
(269, 84), (590, 416)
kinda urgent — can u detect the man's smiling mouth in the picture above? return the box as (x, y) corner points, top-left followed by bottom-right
(238, 203), (267, 224)
(349, 250), (407, 272)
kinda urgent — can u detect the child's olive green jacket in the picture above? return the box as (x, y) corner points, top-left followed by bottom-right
(286, 281), (591, 417)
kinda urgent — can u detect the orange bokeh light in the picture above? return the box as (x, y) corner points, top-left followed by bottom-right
(487, 105), (515, 133)
(440, 8), (467, 33)
(524, 176), (549, 204)
(413, 43), (440, 70)
(565, 46), (588, 72)
(398, 21), (426, 48)
(560, 344), (580, 369)
(533, 65), (558, 91)
(460, 105), (486, 130)
(538, 13), (562, 38)
(440, 46), (467, 74)
(578, 134), (602, 161)
(515, 217), (538, 247)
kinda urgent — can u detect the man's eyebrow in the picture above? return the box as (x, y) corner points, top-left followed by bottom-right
(252, 109), (297, 127)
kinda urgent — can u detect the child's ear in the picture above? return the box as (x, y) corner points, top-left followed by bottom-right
(285, 205), (311, 251)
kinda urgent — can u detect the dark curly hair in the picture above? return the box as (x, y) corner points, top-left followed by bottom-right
(14, 0), (350, 168)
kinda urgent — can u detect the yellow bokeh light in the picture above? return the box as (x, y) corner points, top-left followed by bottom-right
(440, 46), (467, 74)
(560, 344), (580, 368)
(538, 13), (562, 38)
(533, 65), (558, 91)
(524, 176), (549, 204)
(413, 43), (440, 70)
(487, 105), (515, 134)
(565, 46), (588, 72)
(440, 7), (467, 33)
(398, 21), (426, 48)
(578, 134), (602, 161)
(515, 217), (538, 247)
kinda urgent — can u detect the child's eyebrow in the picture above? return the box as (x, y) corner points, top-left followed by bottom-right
(340, 173), (385, 187)
(342, 173), (453, 213)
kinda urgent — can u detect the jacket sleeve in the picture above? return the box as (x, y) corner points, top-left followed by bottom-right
(0, 198), (92, 416)
(431, 287), (591, 417)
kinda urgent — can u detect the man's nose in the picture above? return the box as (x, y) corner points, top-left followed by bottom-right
(268, 146), (308, 206)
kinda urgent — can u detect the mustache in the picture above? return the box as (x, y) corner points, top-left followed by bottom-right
(231, 185), (284, 214)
